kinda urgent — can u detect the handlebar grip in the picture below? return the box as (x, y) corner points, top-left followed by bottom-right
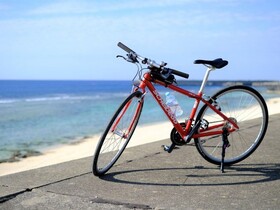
(168, 68), (189, 79)
(117, 42), (135, 53)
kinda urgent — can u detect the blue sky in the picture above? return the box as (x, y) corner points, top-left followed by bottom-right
(0, 0), (279, 80)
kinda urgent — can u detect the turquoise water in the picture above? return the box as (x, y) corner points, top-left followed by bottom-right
(0, 80), (277, 161)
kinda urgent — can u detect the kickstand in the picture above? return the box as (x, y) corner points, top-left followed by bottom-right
(220, 127), (230, 173)
(163, 143), (176, 153)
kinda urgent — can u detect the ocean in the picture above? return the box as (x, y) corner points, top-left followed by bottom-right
(0, 80), (278, 162)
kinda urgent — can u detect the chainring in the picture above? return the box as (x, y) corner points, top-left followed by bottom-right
(170, 122), (187, 146)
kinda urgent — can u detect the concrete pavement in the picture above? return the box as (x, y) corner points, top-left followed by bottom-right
(1, 114), (280, 209)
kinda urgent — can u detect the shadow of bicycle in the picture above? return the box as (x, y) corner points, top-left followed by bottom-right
(100, 163), (280, 187)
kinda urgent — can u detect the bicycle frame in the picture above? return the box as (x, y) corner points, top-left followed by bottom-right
(93, 42), (269, 176)
(135, 66), (239, 142)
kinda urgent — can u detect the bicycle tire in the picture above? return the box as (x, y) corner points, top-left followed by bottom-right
(195, 85), (268, 166)
(92, 91), (144, 176)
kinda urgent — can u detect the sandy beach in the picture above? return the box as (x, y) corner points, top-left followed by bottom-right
(0, 97), (279, 177)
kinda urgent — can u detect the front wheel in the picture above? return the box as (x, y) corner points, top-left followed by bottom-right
(92, 91), (144, 176)
(195, 85), (268, 166)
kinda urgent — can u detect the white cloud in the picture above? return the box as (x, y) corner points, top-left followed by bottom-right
(27, 0), (229, 16)
(28, 1), (95, 15)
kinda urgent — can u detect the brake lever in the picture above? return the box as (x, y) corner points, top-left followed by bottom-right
(116, 54), (137, 63)
(116, 55), (126, 60)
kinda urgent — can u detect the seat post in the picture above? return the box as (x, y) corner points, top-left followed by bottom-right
(199, 66), (215, 93)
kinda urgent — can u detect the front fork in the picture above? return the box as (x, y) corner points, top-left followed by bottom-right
(110, 89), (144, 139)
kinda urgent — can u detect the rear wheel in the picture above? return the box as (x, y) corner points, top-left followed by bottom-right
(195, 85), (268, 165)
(92, 91), (144, 176)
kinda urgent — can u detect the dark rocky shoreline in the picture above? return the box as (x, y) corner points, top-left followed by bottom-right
(0, 150), (42, 163)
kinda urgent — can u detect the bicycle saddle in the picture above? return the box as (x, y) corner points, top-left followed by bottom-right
(194, 58), (228, 69)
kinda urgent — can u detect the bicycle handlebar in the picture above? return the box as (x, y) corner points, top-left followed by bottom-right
(117, 42), (135, 53)
(165, 68), (189, 79)
(117, 42), (189, 79)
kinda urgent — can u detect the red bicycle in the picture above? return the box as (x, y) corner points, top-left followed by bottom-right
(92, 42), (269, 176)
